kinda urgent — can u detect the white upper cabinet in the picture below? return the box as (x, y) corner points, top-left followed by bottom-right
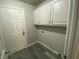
(52, 0), (69, 26)
(33, 0), (69, 26)
(39, 3), (51, 25)
(33, 8), (40, 25)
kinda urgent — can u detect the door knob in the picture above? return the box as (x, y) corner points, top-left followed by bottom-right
(22, 30), (25, 36)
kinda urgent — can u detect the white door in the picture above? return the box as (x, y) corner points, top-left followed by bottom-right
(39, 3), (50, 25)
(53, 0), (69, 26)
(33, 8), (40, 25)
(0, 6), (27, 53)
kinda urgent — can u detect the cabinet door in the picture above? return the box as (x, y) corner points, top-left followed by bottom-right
(33, 8), (40, 25)
(53, 0), (69, 26)
(39, 3), (50, 25)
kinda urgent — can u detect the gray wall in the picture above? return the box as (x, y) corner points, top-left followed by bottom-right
(37, 26), (66, 54)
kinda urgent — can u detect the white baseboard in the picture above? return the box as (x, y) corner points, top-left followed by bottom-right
(4, 41), (62, 59)
(26, 41), (59, 55)
(7, 41), (38, 55)
(37, 41), (59, 55)
(7, 41), (59, 57)
(37, 41), (64, 59)
(26, 41), (38, 48)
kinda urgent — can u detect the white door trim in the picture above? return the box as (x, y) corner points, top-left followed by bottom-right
(64, 0), (79, 59)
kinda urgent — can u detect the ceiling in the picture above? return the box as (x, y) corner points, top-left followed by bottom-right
(19, 0), (46, 6)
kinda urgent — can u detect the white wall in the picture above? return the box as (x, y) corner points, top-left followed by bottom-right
(37, 26), (66, 54)
(25, 5), (38, 44)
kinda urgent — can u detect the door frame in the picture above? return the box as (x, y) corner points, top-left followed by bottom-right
(70, 0), (79, 59)
(64, 0), (79, 59)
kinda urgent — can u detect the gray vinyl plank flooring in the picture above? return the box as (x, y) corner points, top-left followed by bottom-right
(8, 43), (61, 59)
